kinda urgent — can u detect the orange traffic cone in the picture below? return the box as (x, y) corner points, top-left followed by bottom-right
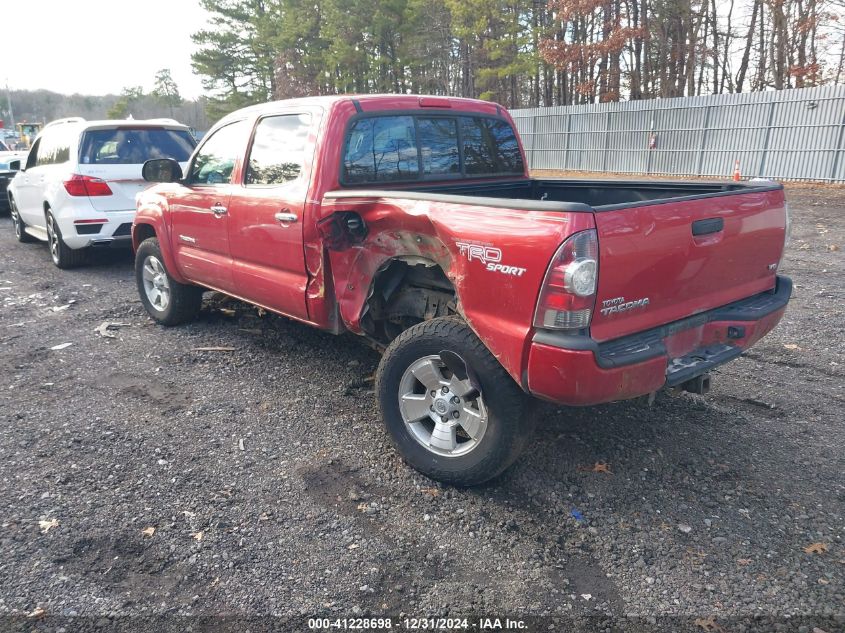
(732, 159), (741, 182)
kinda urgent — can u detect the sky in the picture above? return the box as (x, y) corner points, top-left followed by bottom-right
(3, 0), (211, 99)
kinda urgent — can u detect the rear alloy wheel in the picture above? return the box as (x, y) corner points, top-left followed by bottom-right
(135, 237), (203, 326)
(10, 198), (36, 243)
(45, 210), (87, 269)
(376, 316), (534, 486)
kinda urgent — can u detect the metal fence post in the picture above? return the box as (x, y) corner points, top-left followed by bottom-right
(602, 110), (612, 172)
(563, 113), (573, 171)
(758, 100), (777, 178)
(696, 105), (712, 177)
(646, 108), (657, 175)
(829, 102), (845, 182)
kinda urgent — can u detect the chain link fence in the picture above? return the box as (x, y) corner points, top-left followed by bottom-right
(510, 85), (845, 182)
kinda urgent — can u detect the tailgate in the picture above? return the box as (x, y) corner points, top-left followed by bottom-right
(590, 187), (787, 342)
(76, 163), (146, 212)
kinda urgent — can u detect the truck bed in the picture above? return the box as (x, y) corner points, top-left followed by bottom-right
(326, 176), (787, 343)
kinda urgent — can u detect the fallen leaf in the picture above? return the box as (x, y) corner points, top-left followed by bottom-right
(578, 461), (612, 474)
(192, 531), (204, 541)
(828, 244), (840, 252)
(347, 543), (359, 550)
(580, 593), (592, 601)
(783, 343), (802, 351)
(357, 503), (368, 512)
(804, 542), (828, 554)
(737, 558), (752, 566)
(27, 607), (46, 619)
(256, 307), (267, 317)
(420, 487), (440, 498)
(694, 616), (724, 632)
(50, 342), (72, 351)
(38, 519), (59, 534)
(192, 346), (236, 352)
(141, 526), (156, 537)
(219, 308), (236, 317)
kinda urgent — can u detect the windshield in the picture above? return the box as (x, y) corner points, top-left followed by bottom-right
(0, 140), (9, 151)
(79, 127), (196, 165)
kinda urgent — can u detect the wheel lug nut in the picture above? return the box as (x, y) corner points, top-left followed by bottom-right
(452, 411), (460, 419)
(441, 386), (449, 395)
(451, 396), (460, 404)
(429, 405), (434, 412)
(430, 390), (436, 397)
(440, 416), (448, 423)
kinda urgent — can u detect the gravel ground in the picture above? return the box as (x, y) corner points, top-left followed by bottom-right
(0, 184), (842, 633)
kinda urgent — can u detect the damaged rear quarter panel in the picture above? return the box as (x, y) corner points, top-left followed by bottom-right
(320, 194), (595, 384)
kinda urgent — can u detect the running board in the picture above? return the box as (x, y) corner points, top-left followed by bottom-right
(24, 226), (49, 241)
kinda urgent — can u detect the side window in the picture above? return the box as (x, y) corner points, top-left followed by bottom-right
(188, 120), (249, 185)
(343, 116), (419, 183)
(245, 114), (312, 185)
(25, 138), (41, 169)
(418, 117), (459, 177)
(36, 132), (55, 167)
(461, 117), (524, 175)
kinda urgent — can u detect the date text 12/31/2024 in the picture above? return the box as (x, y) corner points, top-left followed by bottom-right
(308, 617), (528, 630)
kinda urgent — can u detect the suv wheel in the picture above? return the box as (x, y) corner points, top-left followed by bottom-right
(10, 198), (36, 243)
(376, 316), (534, 486)
(46, 210), (87, 269)
(136, 237), (203, 325)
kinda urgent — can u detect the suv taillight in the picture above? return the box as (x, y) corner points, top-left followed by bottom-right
(533, 229), (599, 330)
(63, 174), (113, 197)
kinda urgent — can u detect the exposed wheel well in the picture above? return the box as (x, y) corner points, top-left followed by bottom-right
(133, 223), (157, 249)
(361, 258), (457, 345)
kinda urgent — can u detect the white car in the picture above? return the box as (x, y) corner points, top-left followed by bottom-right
(8, 117), (196, 268)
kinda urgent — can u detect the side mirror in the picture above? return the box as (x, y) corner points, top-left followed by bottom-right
(9, 160), (21, 171)
(142, 158), (183, 183)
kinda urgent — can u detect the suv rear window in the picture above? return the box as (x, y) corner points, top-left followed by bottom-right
(342, 114), (524, 185)
(79, 128), (195, 165)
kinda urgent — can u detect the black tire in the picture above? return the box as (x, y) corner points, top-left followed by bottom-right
(136, 237), (203, 326)
(376, 316), (534, 486)
(9, 197), (37, 243)
(46, 209), (87, 269)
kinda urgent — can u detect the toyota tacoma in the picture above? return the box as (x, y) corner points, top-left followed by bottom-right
(133, 95), (791, 485)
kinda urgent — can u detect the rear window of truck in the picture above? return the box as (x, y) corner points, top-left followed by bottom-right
(79, 128), (196, 165)
(342, 114), (524, 184)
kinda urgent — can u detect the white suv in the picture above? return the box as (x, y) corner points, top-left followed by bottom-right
(8, 118), (196, 268)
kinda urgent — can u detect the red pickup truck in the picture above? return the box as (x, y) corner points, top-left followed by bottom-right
(133, 95), (791, 485)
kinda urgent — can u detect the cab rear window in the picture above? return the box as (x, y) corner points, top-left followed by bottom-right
(342, 114), (523, 185)
(79, 128), (196, 165)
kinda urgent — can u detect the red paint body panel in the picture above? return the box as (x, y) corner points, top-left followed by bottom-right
(133, 94), (790, 407)
(591, 188), (787, 341)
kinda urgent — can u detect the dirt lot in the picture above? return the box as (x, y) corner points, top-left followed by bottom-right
(0, 183), (842, 632)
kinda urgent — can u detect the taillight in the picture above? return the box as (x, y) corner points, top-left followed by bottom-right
(63, 174), (113, 197)
(534, 229), (599, 330)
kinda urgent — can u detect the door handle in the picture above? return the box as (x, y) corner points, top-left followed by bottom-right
(274, 211), (298, 224)
(210, 204), (227, 217)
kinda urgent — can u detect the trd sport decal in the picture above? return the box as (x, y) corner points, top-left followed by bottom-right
(456, 241), (527, 277)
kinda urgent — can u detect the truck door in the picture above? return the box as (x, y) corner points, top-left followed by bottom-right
(168, 119), (250, 292)
(225, 112), (317, 322)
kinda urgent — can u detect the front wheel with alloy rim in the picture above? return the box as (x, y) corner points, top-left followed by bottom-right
(46, 210), (87, 268)
(9, 198), (36, 243)
(376, 316), (534, 486)
(135, 237), (204, 326)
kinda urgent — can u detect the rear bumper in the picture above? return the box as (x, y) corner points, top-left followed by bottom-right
(526, 276), (792, 406)
(56, 207), (136, 249)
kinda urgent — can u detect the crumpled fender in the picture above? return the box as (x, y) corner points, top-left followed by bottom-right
(132, 188), (189, 285)
(320, 195), (595, 385)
